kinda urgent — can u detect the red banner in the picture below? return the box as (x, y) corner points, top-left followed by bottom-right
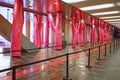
(11, 0), (24, 56)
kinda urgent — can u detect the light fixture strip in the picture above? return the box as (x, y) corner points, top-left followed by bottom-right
(62, 0), (87, 3)
(80, 3), (115, 11)
(92, 11), (119, 16)
(100, 16), (120, 19)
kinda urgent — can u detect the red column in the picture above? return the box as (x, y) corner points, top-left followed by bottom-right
(47, 0), (62, 50)
(48, 13), (62, 50)
(33, 0), (43, 48)
(106, 23), (110, 42)
(71, 8), (80, 47)
(71, 18), (79, 47)
(34, 15), (43, 48)
(85, 25), (89, 43)
(85, 13), (89, 43)
(45, 17), (50, 47)
(90, 16), (96, 44)
(11, 0), (24, 57)
(90, 26), (93, 43)
(78, 11), (84, 46)
(99, 20), (105, 43)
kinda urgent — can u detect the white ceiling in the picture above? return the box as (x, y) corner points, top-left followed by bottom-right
(62, 0), (120, 27)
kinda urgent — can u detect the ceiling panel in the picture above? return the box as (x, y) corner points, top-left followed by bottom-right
(62, 0), (120, 27)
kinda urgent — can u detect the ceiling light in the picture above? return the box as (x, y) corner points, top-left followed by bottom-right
(92, 11), (119, 16)
(62, 0), (87, 3)
(109, 22), (120, 23)
(80, 3), (114, 11)
(116, 2), (120, 6)
(100, 16), (120, 19)
(105, 19), (120, 21)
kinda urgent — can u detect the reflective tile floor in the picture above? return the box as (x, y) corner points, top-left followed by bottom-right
(1, 43), (120, 80)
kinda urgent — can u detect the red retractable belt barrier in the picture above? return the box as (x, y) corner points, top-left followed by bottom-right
(11, 0), (24, 57)
(98, 19), (105, 43)
(106, 23), (111, 42)
(90, 16), (96, 44)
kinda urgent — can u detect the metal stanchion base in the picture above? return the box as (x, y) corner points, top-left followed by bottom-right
(63, 78), (72, 80)
(104, 54), (107, 56)
(96, 58), (102, 61)
(86, 65), (92, 68)
(109, 51), (111, 53)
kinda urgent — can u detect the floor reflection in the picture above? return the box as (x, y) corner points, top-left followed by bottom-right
(0, 42), (112, 80)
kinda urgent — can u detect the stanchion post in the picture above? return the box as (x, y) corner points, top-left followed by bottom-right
(117, 40), (119, 49)
(114, 40), (115, 51)
(119, 39), (120, 47)
(63, 53), (72, 80)
(110, 42), (111, 53)
(116, 40), (117, 49)
(86, 48), (92, 68)
(97, 46), (102, 61)
(104, 44), (107, 56)
(12, 66), (16, 80)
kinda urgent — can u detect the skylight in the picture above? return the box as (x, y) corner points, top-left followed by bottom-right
(62, 0), (87, 3)
(80, 3), (115, 11)
(92, 11), (119, 16)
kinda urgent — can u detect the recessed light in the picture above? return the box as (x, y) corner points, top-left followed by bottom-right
(62, 0), (87, 3)
(100, 16), (120, 19)
(92, 11), (119, 16)
(105, 19), (120, 21)
(80, 3), (114, 11)
(116, 2), (120, 6)
(109, 22), (120, 23)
